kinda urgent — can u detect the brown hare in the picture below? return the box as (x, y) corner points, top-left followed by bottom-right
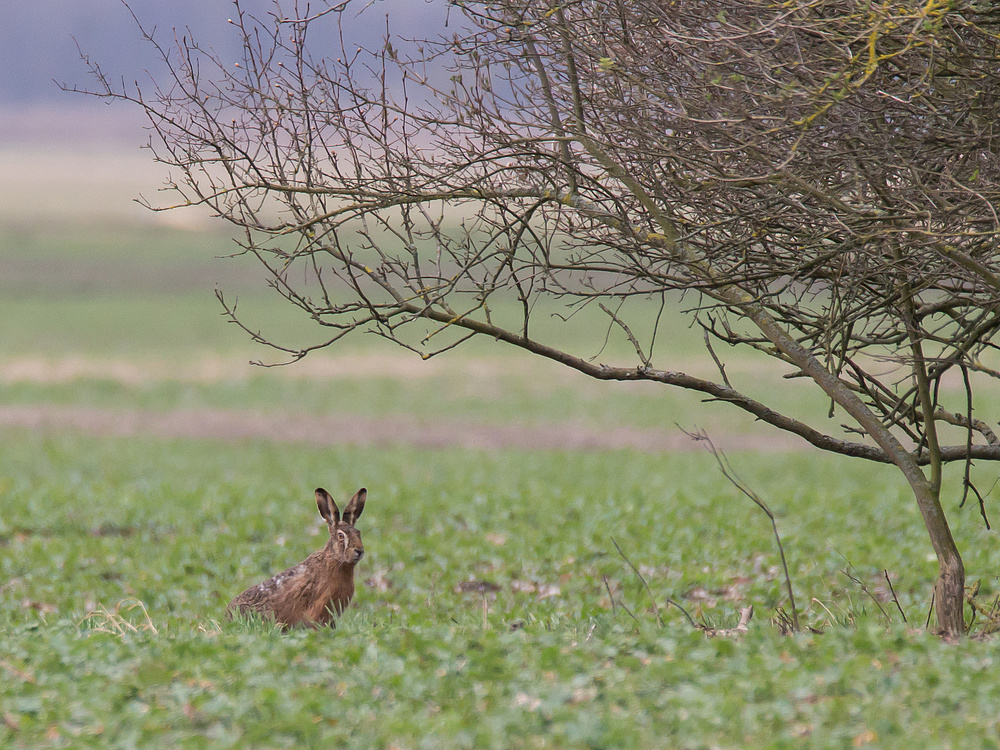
(227, 487), (366, 628)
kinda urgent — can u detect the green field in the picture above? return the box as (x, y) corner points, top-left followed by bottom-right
(4, 434), (1000, 748)
(3, 150), (1000, 747)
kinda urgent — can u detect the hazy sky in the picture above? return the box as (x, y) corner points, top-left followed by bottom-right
(0, 0), (451, 104)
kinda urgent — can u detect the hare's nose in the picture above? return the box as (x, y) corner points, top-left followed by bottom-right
(354, 549), (364, 561)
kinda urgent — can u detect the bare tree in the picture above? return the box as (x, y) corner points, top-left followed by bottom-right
(74, 0), (1000, 636)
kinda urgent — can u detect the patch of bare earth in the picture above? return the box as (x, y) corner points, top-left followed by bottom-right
(0, 404), (802, 453)
(0, 353), (483, 385)
(0, 351), (787, 386)
(0, 353), (807, 452)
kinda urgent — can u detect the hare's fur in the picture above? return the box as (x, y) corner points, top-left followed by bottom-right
(227, 487), (366, 628)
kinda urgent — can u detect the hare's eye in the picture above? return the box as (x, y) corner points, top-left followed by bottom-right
(337, 530), (346, 540)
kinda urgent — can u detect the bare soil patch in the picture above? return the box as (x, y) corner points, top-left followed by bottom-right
(0, 353), (511, 385)
(0, 404), (805, 453)
(0, 351), (782, 387)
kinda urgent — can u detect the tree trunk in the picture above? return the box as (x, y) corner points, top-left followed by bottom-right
(724, 288), (967, 635)
(936, 551), (966, 637)
(911, 480), (966, 636)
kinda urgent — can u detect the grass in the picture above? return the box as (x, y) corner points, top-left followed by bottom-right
(4, 148), (1000, 747)
(2, 431), (1000, 747)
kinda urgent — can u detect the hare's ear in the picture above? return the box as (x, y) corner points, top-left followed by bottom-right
(315, 488), (340, 527)
(342, 487), (367, 526)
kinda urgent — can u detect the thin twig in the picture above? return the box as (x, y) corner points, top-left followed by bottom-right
(684, 428), (800, 631)
(925, 592), (936, 629)
(617, 598), (640, 625)
(608, 540), (696, 628)
(841, 568), (891, 623)
(772, 607), (795, 635)
(602, 575), (617, 617)
(884, 570), (908, 624)
(599, 303), (651, 368)
(276, 1), (349, 24)
(959, 360), (993, 530)
(972, 484), (992, 532)
(965, 586), (1000, 635)
(959, 363), (974, 511)
(665, 595), (698, 629)
(703, 329), (733, 389)
(611, 537), (663, 626)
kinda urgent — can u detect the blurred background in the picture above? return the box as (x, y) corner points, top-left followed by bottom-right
(0, 0), (449, 225)
(0, 0), (795, 451)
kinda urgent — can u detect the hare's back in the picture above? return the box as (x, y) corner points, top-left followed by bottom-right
(227, 560), (310, 617)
